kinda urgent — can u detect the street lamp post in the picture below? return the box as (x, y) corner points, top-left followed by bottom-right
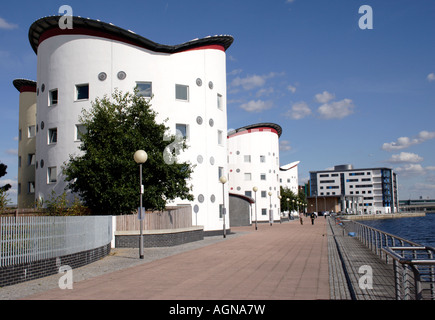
(220, 176), (227, 238)
(134, 150), (148, 259)
(268, 191), (272, 226)
(278, 195), (282, 223)
(286, 198), (290, 220)
(253, 186), (258, 230)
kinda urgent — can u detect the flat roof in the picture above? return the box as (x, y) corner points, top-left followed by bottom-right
(29, 16), (233, 54)
(310, 167), (394, 174)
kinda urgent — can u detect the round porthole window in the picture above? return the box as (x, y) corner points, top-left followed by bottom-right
(40, 121), (44, 130)
(197, 155), (203, 164)
(198, 194), (205, 203)
(98, 72), (107, 81)
(210, 195), (216, 203)
(209, 119), (214, 127)
(117, 71), (126, 80)
(196, 116), (203, 125)
(41, 84), (45, 92)
(208, 81), (213, 89)
(40, 159), (44, 168)
(194, 205), (199, 213)
(210, 157), (215, 165)
(196, 78), (202, 86)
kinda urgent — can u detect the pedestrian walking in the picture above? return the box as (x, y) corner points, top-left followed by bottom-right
(310, 212), (316, 225)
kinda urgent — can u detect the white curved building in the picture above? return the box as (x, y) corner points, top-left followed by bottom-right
(29, 16), (233, 232)
(13, 79), (37, 209)
(280, 160), (300, 195)
(227, 123), (282, 223)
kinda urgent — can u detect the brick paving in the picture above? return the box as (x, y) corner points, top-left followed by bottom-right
(19, 218), (329, 300)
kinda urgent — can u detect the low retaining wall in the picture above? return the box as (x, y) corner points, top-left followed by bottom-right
(115, 227), (204, 248)
(0, 243), (111, 287)
(342, 212), (426, 220)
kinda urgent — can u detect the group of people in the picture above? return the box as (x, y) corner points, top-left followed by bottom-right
(299, 212), (317, 225)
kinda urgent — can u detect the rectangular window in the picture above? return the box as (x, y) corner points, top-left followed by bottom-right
(175, 84), (189, 101)
(49, 89), (58, 106)
(244, 173), (251, 181)
(260, 173), (266, 180)
(28, 125), (36, 138)
(217, 93), (223, 110)
(18, 156), (21, 168)
(218, 130), (223, 145)
(244, 155), (251, 163)
(245, 191), (252, 198)
(28, 181), (35, 194)
(18, 183), (21, 195)
(261, 208), (267, 216)
(175, 123), (188, 140)
(48, 167), (57, 184)
(76, 84), (89, 101)
(261, 191), (267, 198)
(136, 82), (152, 97)
(48, 128), (57, 144)
(75, 124), (87, 141)
(19, 129), (22, 141)
(260, 155), (266, 163)
(27, 153), (35, 166)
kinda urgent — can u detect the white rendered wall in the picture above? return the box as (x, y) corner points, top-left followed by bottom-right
(35, 34), (229, 231)
(227, 128), (281, 223)
(279, 161), (299, 195)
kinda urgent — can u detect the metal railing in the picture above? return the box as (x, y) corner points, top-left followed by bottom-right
(382, 246), (435, 300)
(337, 217), (435, 300)
(0, 216), (112, 268)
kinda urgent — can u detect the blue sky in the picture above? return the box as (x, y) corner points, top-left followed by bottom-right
(0, 0), (434, 204)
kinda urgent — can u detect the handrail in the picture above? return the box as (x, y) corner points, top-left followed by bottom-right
(333, 217), (435, 300)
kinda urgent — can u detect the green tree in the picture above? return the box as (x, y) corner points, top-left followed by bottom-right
(0, 162), (12, 213)
(63, 90), (194, 215)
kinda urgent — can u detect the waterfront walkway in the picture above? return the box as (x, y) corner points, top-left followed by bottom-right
(1, 217), (396, 300)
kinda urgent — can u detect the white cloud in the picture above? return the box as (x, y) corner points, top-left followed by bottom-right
(279, 140), (292, 151)
(382, 131), (435, 151)
(256, 87), (274, 97)
(395, 164), (435, 177)
(5, 149), (18, 156)
(387, 152), (423, 163)
(427, 73), (435, 82)
(231, 75), (266, 90)
(239, 100), (273, 113)
(287, 85), (297, 93)
(315, 91), (335, 103)
(0, 17), (18, 30)
(317, 98), (355, 119)
(285, 101), (312, 120)
(231, 72), (284, 91)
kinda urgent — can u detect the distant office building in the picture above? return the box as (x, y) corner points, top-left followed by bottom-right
(13, 79), (37, 209)
(227, 123), (282, 223)
(309, 164), (398, 214)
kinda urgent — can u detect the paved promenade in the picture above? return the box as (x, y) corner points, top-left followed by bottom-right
(5, 218), (329, 300)
(0, 216), (398, 301)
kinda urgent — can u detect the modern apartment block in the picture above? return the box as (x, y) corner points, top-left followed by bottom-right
(21, 15), (233, 232)
(309, 164), (398, 214)
(279, 160), (300, 195)
(13, 79), (37, 209)
(227, 123), (283, 223)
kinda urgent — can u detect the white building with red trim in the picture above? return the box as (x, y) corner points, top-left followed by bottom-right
(28, 16), (233, 232)
(227, 123), (282, 223)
